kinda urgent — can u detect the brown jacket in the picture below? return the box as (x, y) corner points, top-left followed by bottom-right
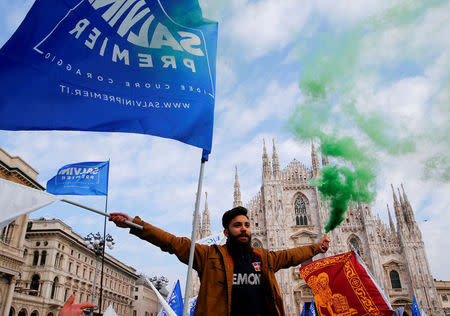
(130, 216), (322, 316)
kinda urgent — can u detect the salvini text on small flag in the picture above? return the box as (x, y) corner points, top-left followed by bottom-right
(300, 251), (393, 316)
(47, 161), (109, 195)
(158, 280), (183, 316)
(0, 0), (218, 157)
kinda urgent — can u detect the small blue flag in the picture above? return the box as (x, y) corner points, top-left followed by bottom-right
(159, 280), (183, 316)
(46, 161), (109, 195)
(188, 296), (197, 316)
(300, 303), (306, 316)
(412, 295), (421, 316)
(309, 298), (316, 316)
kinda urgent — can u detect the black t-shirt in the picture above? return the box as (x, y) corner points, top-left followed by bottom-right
(230, 251), (266, 316)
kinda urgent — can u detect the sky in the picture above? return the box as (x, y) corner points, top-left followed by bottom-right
(0, 0), (449, 297)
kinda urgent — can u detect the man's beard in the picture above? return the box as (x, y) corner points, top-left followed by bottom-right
(226, 232), (253, 256)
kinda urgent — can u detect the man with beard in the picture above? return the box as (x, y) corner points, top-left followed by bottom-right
(109, 206), (329, 316)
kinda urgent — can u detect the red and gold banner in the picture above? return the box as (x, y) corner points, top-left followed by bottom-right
(300, 251), (393, 316)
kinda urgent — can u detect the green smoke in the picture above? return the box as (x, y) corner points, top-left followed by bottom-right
(290, 0), (448, 232)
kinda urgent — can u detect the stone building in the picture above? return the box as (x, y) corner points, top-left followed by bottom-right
(435, 280), (450, 315)
(195, 140), (445, 316)
(0, 148), (44, 316)
(11, 218), (138, 316)
(132, 276), (161, 316)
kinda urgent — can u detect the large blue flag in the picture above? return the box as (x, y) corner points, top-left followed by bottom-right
(47, 161), (109, 195)
(158, 280), (183, 316)
(0, 0), (218, 158)
(412, 295), (422, 316)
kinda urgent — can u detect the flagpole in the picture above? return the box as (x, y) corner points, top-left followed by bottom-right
(147, 278), (177, 316)
(98, 159), (110, 315)
(182, 156), (206, 316)
(60, 199), (143, 230)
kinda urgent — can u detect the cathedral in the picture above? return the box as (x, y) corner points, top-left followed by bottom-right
(195, 140), (444, 316)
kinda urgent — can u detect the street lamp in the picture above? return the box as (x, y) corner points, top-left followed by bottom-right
(84, 233), (115, 316)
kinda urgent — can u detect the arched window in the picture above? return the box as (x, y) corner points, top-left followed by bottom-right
(390, 270), (401, 289)
(294, 196), (308, 226)
(9, 307), (15, 316)
(30, 311), (38, 316)
(47, 313), (54, 316)
(64, 288), (69, 301)
(32, 251), (39, 266)
(51, 277), (58, 299)
(30, 274), (40, 295)
(18, 309), (27, 316)
(40, 251), (47, 266)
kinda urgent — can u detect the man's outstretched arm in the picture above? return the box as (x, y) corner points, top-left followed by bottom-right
(270, 236), (330, 271)
(109, 212), (209, 270)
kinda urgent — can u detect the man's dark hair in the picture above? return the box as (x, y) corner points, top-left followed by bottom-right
(222, 206), (249, 229)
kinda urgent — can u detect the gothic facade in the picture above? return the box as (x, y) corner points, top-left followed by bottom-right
(195, 140), (444, 315)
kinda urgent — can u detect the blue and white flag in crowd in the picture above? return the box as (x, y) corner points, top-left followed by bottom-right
(394, 306), (405, 316)
(196, 231), (226, 246)
(309, 298), (316, 316)
(0, 0), (218, 158)
(299, 303), (306, 316)
(47, 161), (109, 195)
(188, 296), (197, 316)
(412, 295), (422, 316)
(158, 280), (183, 316)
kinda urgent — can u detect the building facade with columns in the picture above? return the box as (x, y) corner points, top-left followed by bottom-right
(195, 140), (445, 316)
(0, 148), (45, 316)
(11, 218), (138, 316)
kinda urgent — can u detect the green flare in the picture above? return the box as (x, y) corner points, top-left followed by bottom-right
(289, 0), (448, 232)
(317, 165), (375, 232)
(318, 137), (377, 232)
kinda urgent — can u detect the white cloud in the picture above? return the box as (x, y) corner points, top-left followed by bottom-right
(215, 80), (301, 141)
(225, 0), (313, 59)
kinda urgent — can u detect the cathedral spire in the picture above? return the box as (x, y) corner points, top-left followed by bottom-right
(202, 192), (211, 237)
(387, 204), (395, 232)
(262, 139), (271, 181)
(272, 139), (280, 178)
(401, 183), (413, 211)
(397, 187), (405, 206)
(401, 184), (418, 229)
(391, 184), (404, 230)
(311, 142), (320, 177)
(233, 166), (243, 208)
(391, 184), (399, 206)
(195, 207), (202, 240)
